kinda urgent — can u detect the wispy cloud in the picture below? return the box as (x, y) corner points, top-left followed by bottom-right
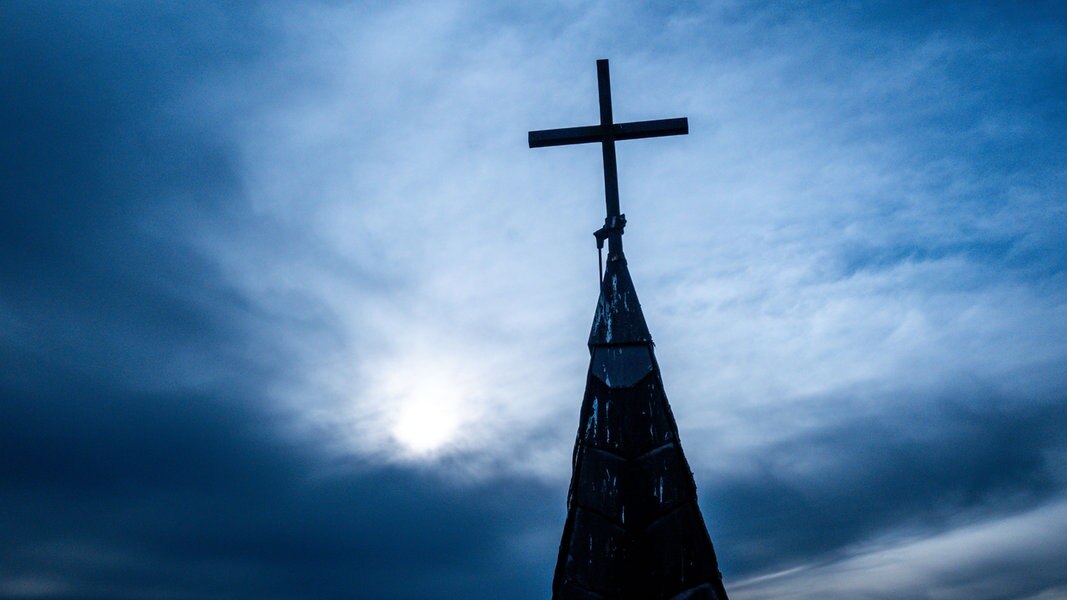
(2, 1), (1064, 597)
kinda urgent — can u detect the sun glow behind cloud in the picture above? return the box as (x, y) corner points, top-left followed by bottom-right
(376, 351), (482, 457)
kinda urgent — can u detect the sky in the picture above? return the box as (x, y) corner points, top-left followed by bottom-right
(1, 1), (1065, 598)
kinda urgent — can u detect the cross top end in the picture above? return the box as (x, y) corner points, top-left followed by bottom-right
(528, 59), (688, 257)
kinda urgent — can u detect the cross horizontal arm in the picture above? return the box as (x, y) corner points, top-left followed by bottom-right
(528, 124), (604, 148)
(613, 117), (688, 141)
(528, 117), (688, 148)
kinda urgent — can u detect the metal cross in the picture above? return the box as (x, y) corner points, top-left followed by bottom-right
(529, 59), (688, 256)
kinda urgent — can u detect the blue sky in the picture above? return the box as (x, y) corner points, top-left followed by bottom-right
(2, 2), (1065, 598)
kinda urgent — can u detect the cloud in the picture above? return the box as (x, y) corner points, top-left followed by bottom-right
(0, 4), (562, 597)
(730, 497), (1067, 600)
(1, 1), (1065, 597)
(2, 380), (561, 598)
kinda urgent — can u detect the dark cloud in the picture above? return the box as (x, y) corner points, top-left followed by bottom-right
(2, 1), (1065, 598)
(0, 2), (258, 386)
(0, 4), (553, 598)
(1, 378), (560, 598)
(703, 388), (1067, 576)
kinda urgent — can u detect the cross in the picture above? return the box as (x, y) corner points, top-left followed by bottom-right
(529, 59), (688, 257)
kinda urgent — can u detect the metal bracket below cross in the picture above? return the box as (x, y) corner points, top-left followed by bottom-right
(593, 214), (627, 251)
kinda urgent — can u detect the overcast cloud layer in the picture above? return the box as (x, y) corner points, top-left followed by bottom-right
(2, 2), (1065, 598)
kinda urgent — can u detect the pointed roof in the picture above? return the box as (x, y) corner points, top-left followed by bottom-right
(589, 253), (652, 347)
(553, 251), (729, 600)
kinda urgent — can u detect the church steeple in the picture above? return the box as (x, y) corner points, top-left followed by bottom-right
(554, 249), (728, 599)
(530, 60), (729, 599)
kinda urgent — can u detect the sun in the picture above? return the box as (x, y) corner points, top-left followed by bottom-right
(375, 355), (481, 458)
(391, 386), (463, 455)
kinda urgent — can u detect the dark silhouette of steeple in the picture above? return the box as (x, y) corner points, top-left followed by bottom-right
(529, 60), (729, 599)
(552, 249), (728, 599)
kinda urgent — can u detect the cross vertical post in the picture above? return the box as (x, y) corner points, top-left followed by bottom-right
(597, 60), (623, 254)
(529, 59), (688, 259)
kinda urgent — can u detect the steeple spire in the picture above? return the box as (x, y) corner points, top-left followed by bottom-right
(530, 60), (729, 599)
